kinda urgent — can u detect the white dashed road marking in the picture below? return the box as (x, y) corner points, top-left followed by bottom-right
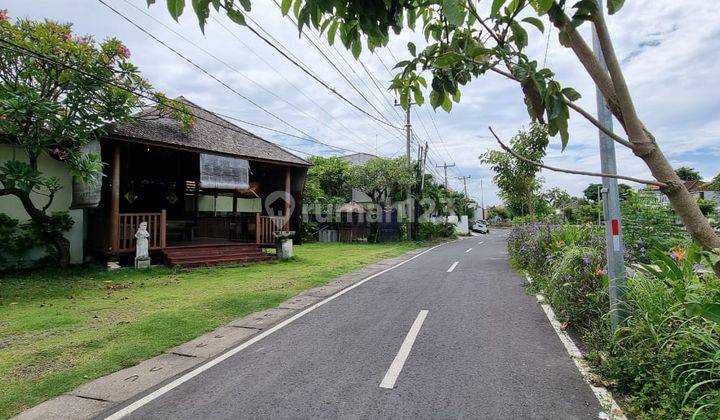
(379, 310), (429, 389)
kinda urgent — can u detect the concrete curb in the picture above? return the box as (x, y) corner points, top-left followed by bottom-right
(524, 274), (626, 420)
(15, 244), (435, 420)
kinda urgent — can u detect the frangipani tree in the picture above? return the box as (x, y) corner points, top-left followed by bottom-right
(0, 14), (191, 265)
(158, 0), (720, 268)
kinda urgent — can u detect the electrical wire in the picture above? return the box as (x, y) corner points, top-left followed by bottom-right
(0, 39), (362, 157)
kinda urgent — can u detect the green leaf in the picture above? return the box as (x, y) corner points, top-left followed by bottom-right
(211, 0), (220, 11)
(561, 87), (581, 101)
(607, 0), (625, 14)
(280, 0), (292, 15)
(441, 92), (452, 112)
(226, 7), (246, 25)
(491, 0), (506, 17)
(327, 20), (339, 45)
(529, 0), (553, 14)
(507, 0), (521, 14)
(430, 90), (443, 109)
(237, 0), (251, 12)
(452, 89), (461, 103)
(441, 0), (466, 26)
(510, 22), (528, 49)
(434, 52), (464, 69)
(686, 303), (720, 324)
(522, 17), (545, 33)
(351, 39), (362, 59)
(407, 41), (416, 57)
(166, 0), (185, 21)
(412, 85), (425, 106)
(191, 0), (210, 33)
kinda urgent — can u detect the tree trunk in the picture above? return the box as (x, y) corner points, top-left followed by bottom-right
(7, 188), (72, 267)
(552, 5), (720, 270)
(634, 140), (720, 253)
(48, 234), (71, 267)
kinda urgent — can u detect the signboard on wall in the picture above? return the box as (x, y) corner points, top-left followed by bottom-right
(199, 154), (249, 190)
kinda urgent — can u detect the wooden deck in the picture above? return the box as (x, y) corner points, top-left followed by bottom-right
(162, 243), (272, 268)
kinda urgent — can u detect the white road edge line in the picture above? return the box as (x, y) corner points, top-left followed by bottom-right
(103, 244), (445, 420)
(447, 261), (459, 272)
(379, 310), (429, 389)
(465, 248), (473, 253)
(526, 274), (626, 420)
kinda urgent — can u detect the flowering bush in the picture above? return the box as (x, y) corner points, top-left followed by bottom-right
(509, 223), (720, 418)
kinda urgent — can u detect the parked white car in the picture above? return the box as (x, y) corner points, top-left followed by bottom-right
(471, 220), (490, 234)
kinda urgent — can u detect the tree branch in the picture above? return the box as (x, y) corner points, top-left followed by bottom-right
(548, 7), (623, 122)
(488, 67), (634, 150)
(563, 100), (633, 149)
(487, 127), (666, 187)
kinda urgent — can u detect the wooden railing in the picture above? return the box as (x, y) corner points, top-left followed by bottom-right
(256, 214), (285, 245)
(116, 210), (167, 253)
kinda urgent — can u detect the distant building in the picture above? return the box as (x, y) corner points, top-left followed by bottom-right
(648, 180), (720, 211)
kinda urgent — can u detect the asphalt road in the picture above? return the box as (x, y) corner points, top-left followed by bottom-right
(108, 231), (602, 419)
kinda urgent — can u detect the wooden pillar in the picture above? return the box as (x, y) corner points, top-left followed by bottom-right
(284, 168), (291, 230)
(160, 209), (167, 248)
(109, 144), (121, 255)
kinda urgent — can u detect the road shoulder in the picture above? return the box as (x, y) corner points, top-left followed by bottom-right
(15, 244), (438, 420)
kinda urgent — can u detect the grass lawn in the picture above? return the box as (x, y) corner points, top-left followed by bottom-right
(0, 242), (422, 417)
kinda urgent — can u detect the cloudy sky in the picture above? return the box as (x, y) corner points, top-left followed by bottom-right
(7, 1), (720, 205)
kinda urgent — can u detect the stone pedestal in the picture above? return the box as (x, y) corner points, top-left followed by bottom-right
(273, 231), (295, 260)
(135, 256), (151, 269)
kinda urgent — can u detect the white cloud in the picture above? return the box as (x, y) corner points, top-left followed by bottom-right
(5, 0), (720, 205)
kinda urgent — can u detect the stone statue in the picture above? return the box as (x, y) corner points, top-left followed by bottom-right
(135, 221), (151, 269)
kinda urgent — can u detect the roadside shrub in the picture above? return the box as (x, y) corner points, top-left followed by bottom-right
(598, 260), (720, 419)
(507, 222), (557, 278)
(698, 199), (717, 216)
(416, 222), (455, 241)
(0, 212), (72, 270)
(509, 222), (720, 418)
(545, 244), (610, 345)
(621, 192), (687, 261)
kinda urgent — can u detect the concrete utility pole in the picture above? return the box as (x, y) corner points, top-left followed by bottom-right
(436, 162), (456, 189)
(593, 0), (627, 329)
(419, 143), (429, 192)
(458, 175), (471, 217)
(457, 175), (470, 197)
(480, 179), (485, 220)
(395, 100), (415, 240)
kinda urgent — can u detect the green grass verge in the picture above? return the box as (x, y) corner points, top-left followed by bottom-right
(0, 242), (422, 417)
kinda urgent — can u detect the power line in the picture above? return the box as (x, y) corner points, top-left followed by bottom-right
(380, 47), (459, 175)
(96, 0), (373, 157)
(0, 39), (362, 157)
(210, 17), (380, 154)
(97, 0), (309, 137)
(118, 0), (376, 153)
(243, 10), (405, 144)
(236, 14), (401, 129)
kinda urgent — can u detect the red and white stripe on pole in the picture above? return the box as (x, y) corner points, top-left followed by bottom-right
(611, 219), (621, 251)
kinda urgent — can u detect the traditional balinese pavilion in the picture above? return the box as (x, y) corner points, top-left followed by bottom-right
(81, 97), (309, 267)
